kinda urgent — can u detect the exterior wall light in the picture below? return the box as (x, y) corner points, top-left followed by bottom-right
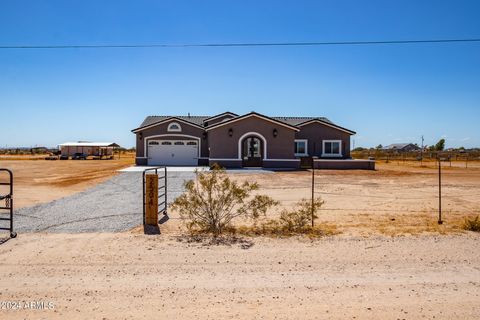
(139, 132), (143, 140)
(203, 131), (207, 139)
(273, 128), (278, 137)
(228, 128), (233, 137)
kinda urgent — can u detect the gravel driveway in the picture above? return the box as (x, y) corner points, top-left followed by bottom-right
(14, 171), (195, 233)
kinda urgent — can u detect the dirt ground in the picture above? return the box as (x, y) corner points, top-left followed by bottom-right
(0, 232), (479, 319)
(224, 161), (480, 236)
(1, 159), (479, 235)
(1, 161), (480, 319)
(0, 157), (134, 208)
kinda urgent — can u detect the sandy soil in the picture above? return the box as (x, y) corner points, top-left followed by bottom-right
(0, 158), (134, 209)
(0, 232), (479, 319)
(0, 162), (479, 319)
(224, 162), (480, 236)
(1, 160), (479, 234)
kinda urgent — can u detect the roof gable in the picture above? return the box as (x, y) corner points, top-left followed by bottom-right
(297, 119), (356, 135)
(271, 116), (333, 126)
(203, 112), (238, 123)
(131, 116), (205, 133)
(205, 112), (300, 132)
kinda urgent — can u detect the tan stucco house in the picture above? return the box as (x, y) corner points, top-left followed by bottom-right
(132, 111), (374, 169)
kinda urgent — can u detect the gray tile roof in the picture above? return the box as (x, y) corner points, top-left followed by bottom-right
(271, 116), (332, 126)
(140, 115), (209, 128)
(136, 113), (338, 131)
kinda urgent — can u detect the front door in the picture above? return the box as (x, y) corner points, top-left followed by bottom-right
(242, 137), (263, 167)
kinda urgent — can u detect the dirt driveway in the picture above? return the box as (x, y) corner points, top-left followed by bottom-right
(12, 171), (195, 232)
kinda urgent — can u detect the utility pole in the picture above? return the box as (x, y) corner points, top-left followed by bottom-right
(438, 157), (443, 224)
(421, 135), (424, 166)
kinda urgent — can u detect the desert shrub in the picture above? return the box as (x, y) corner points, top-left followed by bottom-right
(463, 215), (480, 232)
(171, 165), (278, 236)
(279, 197), (325, 232)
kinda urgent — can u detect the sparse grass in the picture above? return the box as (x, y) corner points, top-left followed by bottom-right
(347, 212), (466, 236)
(228, 220), (340, 238)
(177, 219), (340, 241)
(462, 215), (480, 232)
(175, 232), (255, 249)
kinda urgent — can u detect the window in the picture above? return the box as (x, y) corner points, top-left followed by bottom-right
(294, 139), (308, 156)
(322, 140), (342, 157)
(167, 122), (182, 132)
(174, 141), (185, 145)
(148, 141), (159, 145)
(186, 141), (197, 145)
(161, 141), (172, 145)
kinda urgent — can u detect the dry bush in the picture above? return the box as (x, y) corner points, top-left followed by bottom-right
(233, 221), (338, 238)
(230, 197), (336, 238)
(279, 197), (325, 232)
(171, 165), (278, 236)
(463, 215), (480, 232)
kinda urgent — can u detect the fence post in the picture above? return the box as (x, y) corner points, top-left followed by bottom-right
(438, 158), (443, 225)
(145, 174), (159, 225)
(311, 164), (315, 228)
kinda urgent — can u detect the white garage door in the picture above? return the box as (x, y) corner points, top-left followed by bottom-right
(147, 140), (198, 166)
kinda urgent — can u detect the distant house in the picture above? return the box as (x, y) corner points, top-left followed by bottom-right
(58, 141), (120, 157)
(383, 143), (420, 152)
(30, 147), (49, 153)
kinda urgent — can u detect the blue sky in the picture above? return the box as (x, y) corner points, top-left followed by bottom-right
(0, 0), (479, 149)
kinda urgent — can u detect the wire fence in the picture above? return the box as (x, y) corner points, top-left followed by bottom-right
(249, 166), (480, 219)
(165, 166), (480, 230)
(352, 150), (480, 168)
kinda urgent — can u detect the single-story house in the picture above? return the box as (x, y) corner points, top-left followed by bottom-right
(383, 143), (420, 152)
(132, 111), (374, 169)
(59, 141), (120, 157)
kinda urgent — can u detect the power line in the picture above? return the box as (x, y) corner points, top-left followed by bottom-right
(1, 38), (480, 49)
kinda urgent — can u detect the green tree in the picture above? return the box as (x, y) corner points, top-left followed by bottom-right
(376, 144), (383, 149)
(435, 139), (446, 151)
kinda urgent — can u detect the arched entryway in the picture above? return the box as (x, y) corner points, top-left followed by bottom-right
(241, 135), (264, 167)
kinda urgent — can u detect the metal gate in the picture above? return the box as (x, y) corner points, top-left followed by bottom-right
(0, 169), (17, 238)
(142, 167), (167, 224)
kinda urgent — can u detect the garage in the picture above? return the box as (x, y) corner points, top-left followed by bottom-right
(147, 140), (198, 166)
